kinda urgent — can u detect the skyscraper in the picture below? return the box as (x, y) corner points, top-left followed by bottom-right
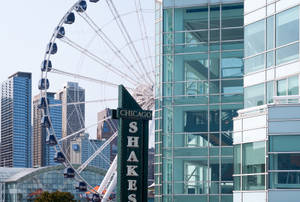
(0, 72), (32, 168)
(57, 82), (85, 157)
(33, 92), (62, 167)
(155, 1), (244, 201)
(97, 108), (118, 162)
(70, 133), (110, 170)
(233, 1), (300, 202)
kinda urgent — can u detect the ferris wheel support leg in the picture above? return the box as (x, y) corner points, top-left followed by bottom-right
(102, 171), (117, 202)
(98, 155), (117, 195)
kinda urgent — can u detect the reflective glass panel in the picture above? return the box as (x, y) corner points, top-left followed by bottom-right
(242, 141), (265, 174)
(245, 53), (265, 74)
(242, 175), (265, 190)
(276, 7), (299, 47)
(245, 19), (265, 57)
(276, 43), (299, 65)
(244, 83), (265, 108)
(269, 135), (300, 152)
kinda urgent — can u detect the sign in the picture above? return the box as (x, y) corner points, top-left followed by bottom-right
(113, 85), (152, 202)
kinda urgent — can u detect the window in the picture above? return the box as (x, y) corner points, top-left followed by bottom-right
(245, 53), (265, 74)
(269, 135), (300, 152)
(276, 43), (299, 65)
(276, 7), (299, 47)
(277, 76), (299, 96)
(244, 83), (265, 108)
(242, 141), (265, 174)
(234, 145), (241, 174)
(245, 19), (265, 57)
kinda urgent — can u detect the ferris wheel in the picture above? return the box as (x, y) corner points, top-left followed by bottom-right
(38, 0), (155, 200)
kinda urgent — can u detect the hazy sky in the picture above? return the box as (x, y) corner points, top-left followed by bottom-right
(0, 0), (155, 144)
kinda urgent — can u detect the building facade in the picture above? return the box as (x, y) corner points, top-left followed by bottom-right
(33, 92), (62, 167)
(97, 108), (118, 162)
(233, 1), (300, 202)
(0, 165), (106, 202)
(0, 72), (32, 168)
(70, 133), (110, 170)
(57, 82), (85, 157)
(155, 1), (244, 201)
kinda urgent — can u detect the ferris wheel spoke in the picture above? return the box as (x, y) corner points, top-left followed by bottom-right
(134, 0), (155, 76)
(59, 36), (139, 86)
(51, 68), (121, 88)
(105, 0), (154, 85)
(77, 12), (147, 84)
(77, 131), (118, 173)
(48, 98), (117, 107)
(58, 117), (112, 143)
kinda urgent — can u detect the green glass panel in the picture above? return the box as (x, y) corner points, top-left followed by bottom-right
(175, 7), (208, 31)
(175, 44), (208, 53)
(267, 16), (275, 50)
(221, 157), (233, 181)
(269, 135), (300, 152)
(222, 41), (243, 51)
(210, 108), (220, 132)
(242, 141), (265, 174)
(267, 81), (274, 104)
(242, 175), (265, 190)
(276, 6), (299, 47)
(221, 94), (243, 103)
(222, 28), (243, 41)
(276, 43), (299, 65)
(210, 42), (220, 51)
(221, 51), (243, 78)
(269, 172), (300, 189)
(244, 83), (265, 108)
(209, 147), (219, 156)
(163, 9), (173, 32)
(211, 29), (220, 42)
(210, 52), (220, 79)
(277, 78), (287, 96)
(209, 133), (220, 146)
(221, 79), (243, 94)
(234, 145), (241, 174)
(210, 80), (220, 94)
(221, 4), (243, 28)
(245, 19), (265, 57)
(234, 176), (241, 190)
(221, 109), (238, 131)
(210, 157), (220, 181)
(269, 153), (300, 170)
(267, 51), (274, 68)
(245, 53), (265, 74)
(221, 182), (233, 194)
(288, 75), (298, 95)
(210, 6), (220, 28)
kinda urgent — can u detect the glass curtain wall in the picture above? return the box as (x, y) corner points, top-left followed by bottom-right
(269, 135), (300, 189)
(156, 3), (244, 202)
(234, 141), (266, 191)
(244, 6), (300, 75)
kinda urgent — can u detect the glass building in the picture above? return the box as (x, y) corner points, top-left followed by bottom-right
(155, 1), (244, 201)
(70, 133), (110, 170)
(0, 72), (32, 168)
(33, 92), (62, 167)
(0, 165), (106, 202)
(233, 1), (300, 202)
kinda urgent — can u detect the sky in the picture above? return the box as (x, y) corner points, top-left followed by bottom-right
(0, 0), (155, 145)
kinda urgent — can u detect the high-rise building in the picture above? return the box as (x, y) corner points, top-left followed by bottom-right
(57, 82), (85, 157)
(155, 1), (244, 201)
(0, 72), (32, 168)
(97, 108), (118, 162)
(32, 92), (62, 167)
(70, 133), (110, 170)
(233, 1), (300, 202)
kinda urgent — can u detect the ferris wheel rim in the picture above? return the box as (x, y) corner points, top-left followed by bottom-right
(39, 0), (156, 198)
